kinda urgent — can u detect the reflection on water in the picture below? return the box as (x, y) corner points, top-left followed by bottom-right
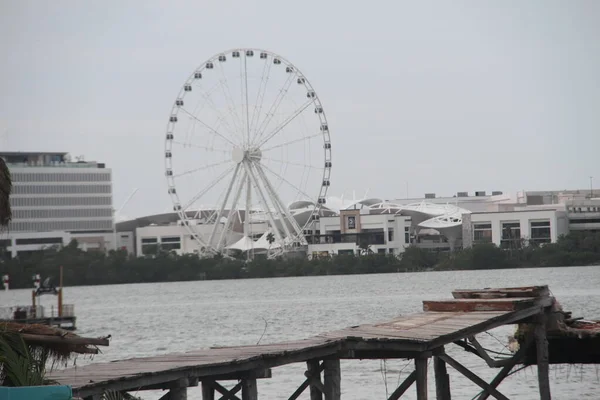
(2, 266), (599, 399)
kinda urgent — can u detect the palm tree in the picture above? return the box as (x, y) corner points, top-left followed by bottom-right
(0, 157), (11, 229)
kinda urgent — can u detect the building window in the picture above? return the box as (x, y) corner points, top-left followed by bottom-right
(378, 248), (386, 254)
(160, 236), (181, 251)
(530, 220), (551, 245)
(388, 228), (394, 242)
(15, 237), (63, 245)
(473, 223), (492, 243)
(338, 249), (354, 256)
(404, 227), (410, 244)
(501, 222), (521, 249)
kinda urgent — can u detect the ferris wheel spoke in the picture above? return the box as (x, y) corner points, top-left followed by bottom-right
(173, 159), (231, 178)
(217, 62), (246, 144)
(207, 162), (241, 248)
(216, 169), (247, 251)
(260, 162), (314, 201)
(179, 107), (237, 147)
(194, 85), (242, 143)
(181, 165), (235, 211)
(249, 59), (272, 143)
(261, 132), (323, 153)
(171, 141), (230, 155)
(261, 156), (322, 171)
(242, 54), (251, 146)
(243, 162), (284, 244)
(252, 72), (295, 146)
(253, 162), (306, 241)
(255, 99), (313, 148)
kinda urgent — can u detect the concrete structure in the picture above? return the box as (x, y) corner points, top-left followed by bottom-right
(307, 212), (410, 256)
(462, 209), (569, 249)
(1, 152), (114, 257)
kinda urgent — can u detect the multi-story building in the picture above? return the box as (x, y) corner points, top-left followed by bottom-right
(1, 152), (114, 257)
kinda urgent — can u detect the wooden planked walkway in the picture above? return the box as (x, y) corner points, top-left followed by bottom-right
(49, 288), (554, 399)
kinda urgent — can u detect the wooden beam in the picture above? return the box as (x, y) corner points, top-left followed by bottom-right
(20, 333), (109, 347)
(218, 382), (242, 400)
(387, 370), (416, 400)
(209, 381), (241, 400)
(307, 360), (324, 400)
(452, 286), (549, 299)
(209, 370), (272, 381)
(535, 312), (551, 400)
(341, 349), (426, 360)
(415, 357), (428, 400)
(241, 379), (258, 400)
(423, 298), (536, 312)
(323, 359), (341, 400)
(439, 354), (509, 400)
(433, 349), (450, 400)
(468, 336), (512, 368)
(477, 330), (535, 400)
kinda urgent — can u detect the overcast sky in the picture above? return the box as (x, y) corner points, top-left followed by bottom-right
(1, 1), (599, 218)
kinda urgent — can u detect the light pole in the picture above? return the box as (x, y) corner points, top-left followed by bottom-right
(113, 188), (139, 251)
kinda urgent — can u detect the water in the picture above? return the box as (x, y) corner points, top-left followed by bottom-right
(2, 266), (600, 399)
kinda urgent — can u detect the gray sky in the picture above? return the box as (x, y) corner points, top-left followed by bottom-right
(1, 1), (599, 219)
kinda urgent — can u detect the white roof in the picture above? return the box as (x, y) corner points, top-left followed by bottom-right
(226, 236), (255, 252)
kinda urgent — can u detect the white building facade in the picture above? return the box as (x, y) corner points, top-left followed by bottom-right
(307, 212), (411, 256)
(1, 152), (114, 257)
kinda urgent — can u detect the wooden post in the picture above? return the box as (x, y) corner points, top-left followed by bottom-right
(31, 290), (36, 318)
(168, 386), (187, 400)
(323, 359), (341, 400)
(535, 312), (551, 400)
(202, 381), (215, 400)
(415, 357), (428, 400)
(307, 359), (323, 400)
(241, 379), (258, 400)
(434, 349), (451, 400)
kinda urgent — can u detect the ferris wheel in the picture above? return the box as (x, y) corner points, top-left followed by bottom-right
(164, 48), (332, 257)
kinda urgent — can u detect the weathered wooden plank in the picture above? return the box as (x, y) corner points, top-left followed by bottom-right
(423, 298), (536, 312)
(452, 286), (549, 299)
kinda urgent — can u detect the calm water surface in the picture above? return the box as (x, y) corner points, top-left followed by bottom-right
(2, 266), (600, 399)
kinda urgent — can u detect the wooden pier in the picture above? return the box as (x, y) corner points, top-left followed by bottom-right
(50, 286), (560, 399)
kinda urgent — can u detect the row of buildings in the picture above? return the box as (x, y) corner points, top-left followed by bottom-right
(1, 151), (599, 259)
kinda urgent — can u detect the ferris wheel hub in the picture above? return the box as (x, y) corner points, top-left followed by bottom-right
(232, 147), (262, 164)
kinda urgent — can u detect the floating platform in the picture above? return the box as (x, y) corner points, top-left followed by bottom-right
(47, 285), (573, 400)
